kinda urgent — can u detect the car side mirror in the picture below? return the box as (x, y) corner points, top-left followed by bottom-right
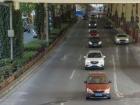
(103, 56), (106, 58)
(84, 56), (86, 59)
(84, 81), (87, 83)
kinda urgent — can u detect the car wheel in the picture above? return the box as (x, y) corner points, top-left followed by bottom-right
(86, 96), (90, 100)
(107, 96), (111, 99)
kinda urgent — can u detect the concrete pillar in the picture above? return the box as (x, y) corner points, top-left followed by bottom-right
(137, 4), (140, 28)
(118, 4), (123, 18)
(125, 4), (132, 22)
(111, 4), (116, 16)
(44, 4), (49, 44)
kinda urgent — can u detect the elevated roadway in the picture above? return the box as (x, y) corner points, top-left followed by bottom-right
(0, 0), (140, 3)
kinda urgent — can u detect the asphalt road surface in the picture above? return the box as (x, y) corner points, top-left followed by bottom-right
(1, 18), (140, 105)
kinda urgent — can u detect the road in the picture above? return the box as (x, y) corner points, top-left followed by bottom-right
(1, 18), (140, 105)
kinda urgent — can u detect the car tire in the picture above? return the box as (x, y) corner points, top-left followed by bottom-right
(86, 96), (90, 100)
(107, 96), (111, 99)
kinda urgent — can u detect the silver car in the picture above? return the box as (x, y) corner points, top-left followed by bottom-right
(115, 34), (129, 44)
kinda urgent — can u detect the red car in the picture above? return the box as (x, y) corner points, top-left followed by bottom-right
(89, 29), (99, 37)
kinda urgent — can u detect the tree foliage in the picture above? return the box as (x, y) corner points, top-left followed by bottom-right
(20, 3), (35, 14)
(0, 4), (23, 59)
(0, 6), (10, 58)
(34, 3), (45, 40)
(13, 9), (23, 58)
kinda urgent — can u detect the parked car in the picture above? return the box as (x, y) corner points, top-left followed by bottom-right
(84, 72), (111, 99)
(84, 50), (106, 70)
(89, 29), (99, 37)
(114, 34), (130, 44)
(88, 37), (102, 48)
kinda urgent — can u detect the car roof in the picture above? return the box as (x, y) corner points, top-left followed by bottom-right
(116, 33), (128, 36)
(89, 71), (106, 76)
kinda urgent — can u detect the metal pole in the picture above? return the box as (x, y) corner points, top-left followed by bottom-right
(45, 4), (49, 44)
(10, 3), (13, 60)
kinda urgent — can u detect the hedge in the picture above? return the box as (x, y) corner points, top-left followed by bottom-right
(24, 40), (47, 51)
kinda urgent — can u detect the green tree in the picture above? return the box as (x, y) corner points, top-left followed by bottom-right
(0, 6), (10, 58)
(34, 3), (45, 40)
(20, 3), (35, 15)
(13, 9), (23, 58)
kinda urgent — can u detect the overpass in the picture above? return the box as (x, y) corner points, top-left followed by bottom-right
(0, 0), (140, 3)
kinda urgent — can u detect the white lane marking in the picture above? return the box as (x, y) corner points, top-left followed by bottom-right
(70, 70), (76, 80)
(61, 55), (67, 61)
(60, 103), (64, 105)
(112, 55), (124, 98)
(78, 55), (82, 61)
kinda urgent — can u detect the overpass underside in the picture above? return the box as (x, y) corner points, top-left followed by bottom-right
(0, 0), (140, 3)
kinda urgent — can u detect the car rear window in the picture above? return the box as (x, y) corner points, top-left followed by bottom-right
(90, 37), (100, 41)
(117, 34), (127, 37)
(87, 75), (108, 84)
(88, 52), (101, 58)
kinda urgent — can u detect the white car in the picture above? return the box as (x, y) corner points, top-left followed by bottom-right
(84, 50), (106, 70)
(115, 34), (129, 44)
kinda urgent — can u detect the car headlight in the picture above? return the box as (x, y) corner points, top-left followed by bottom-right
(98, 41), (102, 45)
(116, 38), (119, 41)
(88, 41), (92, 45)
(104, 88), (110, 94)
(94, 24), (97, 26)
(87, 88), (94, 94)
(126, 38), (129, 41)
(85, 60), (90, 64)
(89, 24), (91, 26)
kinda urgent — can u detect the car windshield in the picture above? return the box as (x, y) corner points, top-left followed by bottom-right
(87, 75), (108, 84)
(88, 52), (102, 58)
(117, 34), (127, 37)
(89, 21), (96, 24)
(90, 37), (100, 41)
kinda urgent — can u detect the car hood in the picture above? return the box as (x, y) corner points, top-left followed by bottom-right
(86, 58), (103, 61)
(116, 37), (129, 40)
(86, 83), (110, 91)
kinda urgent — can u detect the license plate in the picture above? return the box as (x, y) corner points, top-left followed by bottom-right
(95, 93), (102, 96)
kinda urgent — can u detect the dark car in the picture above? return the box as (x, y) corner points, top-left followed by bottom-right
(88, 21), (97, 28)
(104, 22), (113, 29)
(88, 37), (102, 48)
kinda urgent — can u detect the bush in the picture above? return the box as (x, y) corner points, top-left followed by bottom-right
(13, 51), (37, 68)
(24, 40), (47, 51)
(0, 58), (12, 67)
(0, 64), (16, 80)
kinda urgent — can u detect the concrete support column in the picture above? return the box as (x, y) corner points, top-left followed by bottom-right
(118, 4), (122, 18)
(107, 3), (112, 17)
(111, 4), (116, 16)
(137, 4), (140, 27)
(125, 4), (132, 22)
(44, 3), (49, 44)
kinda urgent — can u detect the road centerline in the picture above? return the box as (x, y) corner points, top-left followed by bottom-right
(69, 70), (76, 80)
(112, 55), (124, 98)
